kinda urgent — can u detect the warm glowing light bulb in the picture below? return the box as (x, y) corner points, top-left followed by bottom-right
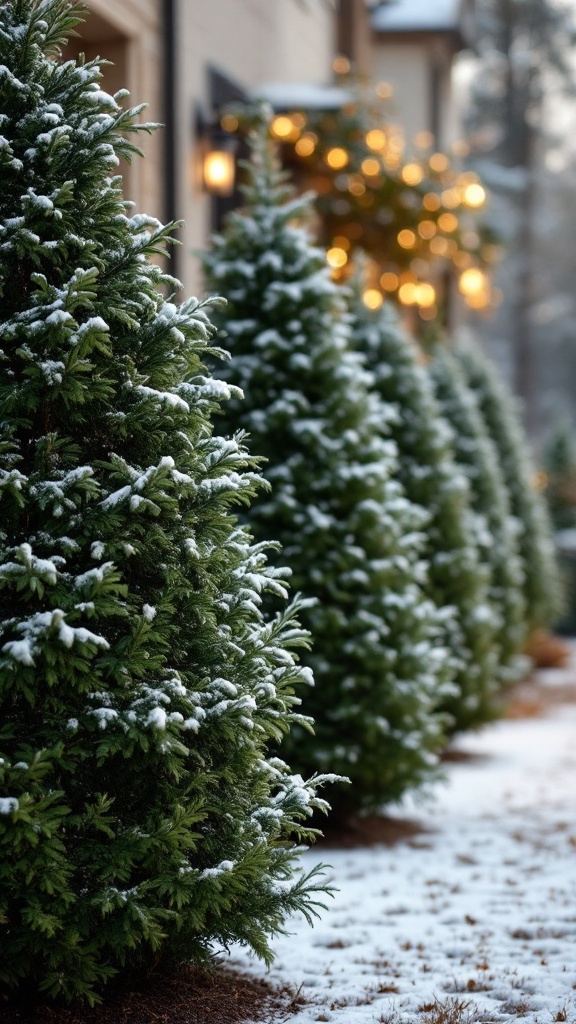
(296, 136), (315, 157)
(326, 147), (349, 169)
(454, 251), (472, 269)
(423, 192), (441, 212)
(363, 288), (384, 310)
(271, 115), (295, 139)
(463, 183), (486, 208)
(418, 219), (437, 240)
(326, 246), (348, 269)
(438, 212), (458, 233)
(361, 156), (381, 176)
(398, 282), (418, 305)
(415, 282), (436, 307)
(458, 267), (487, 296)
(429, 152), (449, 174)
(441, 188), (460, 209)
(376, 81), (394, 99)
(429, 236), (449, 256)
(380, 271), (399, 291)
(366, 129), (387, 151)
(333, 55), (351, 74)
(401, 162), (424, 186)
(397, 229), (417, 249)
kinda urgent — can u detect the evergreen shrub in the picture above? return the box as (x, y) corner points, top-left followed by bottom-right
(0, 2), (332, 1004)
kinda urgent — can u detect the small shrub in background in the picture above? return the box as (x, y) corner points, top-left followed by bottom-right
(348, 291), (499, 731)
(428, 347), (528, 685)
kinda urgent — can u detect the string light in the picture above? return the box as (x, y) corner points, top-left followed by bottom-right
(437, 212), (458, 233)
(397, 229), (416, 249)
(295, 135), (316, 157)
(326, 147), (349, 169)
(415, 282), (436, 307)
(423, 192), (441, 212)
(363, 288), (384, 309)
(380, 271), (399, 291)
(333, 55), (351, 74)
(429, 236), (449, 256)
(458, 267), (490, 308)
(441, 188), (460, 209)
(361, 156), (381, 176)
(401, 162), (424, 186)
(429, 152), (449, 174)
(271, 115), (297, 140)
(366, 129), (387, 151)
(463, 182), (486, 208)
(418, 219), (437, 240)
(398, 282), (418, 305)
(326, 246), (348, 268)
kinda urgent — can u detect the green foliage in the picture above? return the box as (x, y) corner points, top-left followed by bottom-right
(455, 339), (563, 631)
(0, 1), (333, 1004)
(543, 414), (576, 533)
(428, 346), (528, 684)
(202, 119), (453, 818)
(348, 292), (499, 730)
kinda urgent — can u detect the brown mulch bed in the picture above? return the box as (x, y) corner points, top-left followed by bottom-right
(2, 965), (304, 1024)
(317, 812), (430, 849)
(502, 668), (576, 720)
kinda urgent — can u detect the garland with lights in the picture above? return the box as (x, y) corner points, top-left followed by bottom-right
(221, 75), (500, 322)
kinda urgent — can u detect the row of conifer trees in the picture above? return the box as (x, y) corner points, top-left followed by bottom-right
(0, 0), (561, 1005)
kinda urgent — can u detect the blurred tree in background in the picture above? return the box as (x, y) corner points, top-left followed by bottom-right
(348, 283), (499, 731)
(464, 0), (576, 433)
(428, 347), (528, 685)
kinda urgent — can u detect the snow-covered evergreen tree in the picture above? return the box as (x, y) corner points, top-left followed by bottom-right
(202, 117), (453, 818)
(456, 339), (563, 631)
(428, 347), (528, 684)
(348, 293), (499, 730)
(0, 2), (333, 1004)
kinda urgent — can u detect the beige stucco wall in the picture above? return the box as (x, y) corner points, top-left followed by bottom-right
(69, 0), (164, 223)
(372, 37), (458, 155)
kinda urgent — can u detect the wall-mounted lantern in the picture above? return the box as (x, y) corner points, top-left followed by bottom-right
(196, 109), (237, 197)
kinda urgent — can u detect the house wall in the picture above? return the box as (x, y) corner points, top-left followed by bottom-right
(371, 35), (460, 154)
(63, 0), (164, 224)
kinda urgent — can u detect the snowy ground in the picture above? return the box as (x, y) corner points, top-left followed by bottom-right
(231, 653), (576, 1024)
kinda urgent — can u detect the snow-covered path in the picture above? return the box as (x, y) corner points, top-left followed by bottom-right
(231, 657), (576, 1023)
